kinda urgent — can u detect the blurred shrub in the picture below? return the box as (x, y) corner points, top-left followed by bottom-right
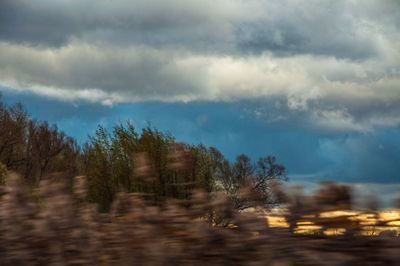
(0, 173), (399, 265)
(0, 162), (6, 185)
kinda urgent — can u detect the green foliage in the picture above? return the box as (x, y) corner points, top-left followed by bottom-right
(82, 123), (287, 212)
(82, 123), (215, 211)
(83, 126), (114, 212)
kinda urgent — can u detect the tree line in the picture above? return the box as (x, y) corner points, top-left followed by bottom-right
(0, 99), (78, 186)
(0, 97), (287, 211)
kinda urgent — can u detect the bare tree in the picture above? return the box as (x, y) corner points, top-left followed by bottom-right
(219, 154), (287, 211)
(0, 102), (27, 171)
(0, 98), (78, 186)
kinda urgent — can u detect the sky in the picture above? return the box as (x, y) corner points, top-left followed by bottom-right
(1, 0), (400, 205)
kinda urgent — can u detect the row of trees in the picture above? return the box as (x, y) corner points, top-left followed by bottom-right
(81, 124), (287, 211)
(0, 99), (79, 186)
(0, 97), (287, 211)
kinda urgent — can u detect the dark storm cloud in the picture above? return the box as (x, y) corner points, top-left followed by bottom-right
(235, 20), (378, 60)
(233, 1), (396, 59)
(0, 0), (236, 50)
(0, 0), (75, 46)
(0, 0), (397, 60)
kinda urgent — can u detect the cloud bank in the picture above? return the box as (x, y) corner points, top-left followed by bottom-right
(0, 0), (400, 132)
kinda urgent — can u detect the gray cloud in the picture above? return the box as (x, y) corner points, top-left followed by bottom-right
(0, 0), (399, 133)
(235, 1), (381, 59)
(0, 42), (212, 103)
(0, 0), (239, 51)
(1, 40), (399, 132)
(1, 0), (398, 59)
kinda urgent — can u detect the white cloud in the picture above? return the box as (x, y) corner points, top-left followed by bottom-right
(1, 41), (400, 132)
(0, 41), (397, 101)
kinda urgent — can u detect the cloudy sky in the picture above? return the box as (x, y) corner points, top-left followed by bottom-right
(1, 0), (400, 204)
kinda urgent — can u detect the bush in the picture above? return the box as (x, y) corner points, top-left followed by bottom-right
(0, 175), (399, 265)
(0, 162), (6, 185)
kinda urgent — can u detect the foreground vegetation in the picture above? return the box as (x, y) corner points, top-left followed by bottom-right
(0, 173), (399, 265)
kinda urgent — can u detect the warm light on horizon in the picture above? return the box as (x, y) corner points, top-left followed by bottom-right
(265, 209), (400, 236)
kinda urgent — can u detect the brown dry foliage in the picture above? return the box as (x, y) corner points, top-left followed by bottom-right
(0, 172), (399, 266)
